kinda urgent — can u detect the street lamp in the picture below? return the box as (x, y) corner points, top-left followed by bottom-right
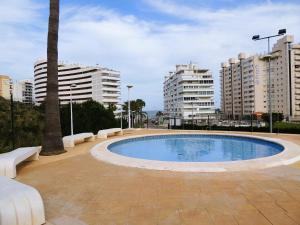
(120, 104), (123, 129)
(5, 79), (15, 149)
(229, 58), (236, 120)
(252, 29), (286, 133)
(191, 102), (194, 129)
(70, 83), (77, 136)
(127, 85), (133, 128)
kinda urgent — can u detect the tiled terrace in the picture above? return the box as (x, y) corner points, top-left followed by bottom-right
(17, 129), (300, 225)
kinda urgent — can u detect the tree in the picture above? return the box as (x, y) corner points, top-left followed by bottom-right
(60, 100), (119, 135)
(122, 99), (146, 127)
(41, 0), (65, 155)
(123, 99), (146, 113)
(261, 113), (284, 124)
(135, 99), (145, 113)
(108, 103), (117, 112)
(0, 97), (44, 153)
(156, 111), (163, 117)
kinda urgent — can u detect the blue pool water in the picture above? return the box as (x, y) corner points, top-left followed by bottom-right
(108, 135), (284, 162)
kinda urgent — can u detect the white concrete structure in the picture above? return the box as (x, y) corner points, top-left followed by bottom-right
(221, 35), (300, 121)
(0, 147), (41, 178)
(34, 59), (121, 108)
(164, 63), (215, 122)
(0, 176), (45, 225)
(97, 128), (123, 139)
(63, 133), (95, 148)
(13, 80), (34, 104)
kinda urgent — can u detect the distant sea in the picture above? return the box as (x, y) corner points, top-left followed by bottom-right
(146, 110), (160, 119)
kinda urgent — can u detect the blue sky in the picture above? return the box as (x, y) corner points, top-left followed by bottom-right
(1, 0), (300, 110)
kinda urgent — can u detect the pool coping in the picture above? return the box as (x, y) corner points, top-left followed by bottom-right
(90, 132), (300, 172)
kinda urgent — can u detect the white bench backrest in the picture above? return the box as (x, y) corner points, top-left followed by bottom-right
(98, 128), (122, 134)
(0, 147), (41, 178)
(1, 147), (41, 165)
(63, 132), (94, 141)
(0, 176), (45, 225)
(63, 132), (95, 148)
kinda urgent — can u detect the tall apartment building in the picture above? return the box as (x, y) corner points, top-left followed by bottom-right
(164, 63), (215, 122)
(220, 35), (300, 121)
(270, 35), (300, 121)
(34, 59), (121, 108)
(220, 54), (267, 119)
(0, 75), (34, 104)
(0, 75), (11, 99)
(13, 80), (34, 104)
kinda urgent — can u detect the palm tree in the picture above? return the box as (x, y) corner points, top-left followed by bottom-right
(135, 99), (146, 113)
(41, 0), (65, 155)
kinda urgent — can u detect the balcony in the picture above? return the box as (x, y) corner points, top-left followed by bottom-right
(102, 86), (120, 91)
(102, 81), (120, 86)
(102, 93), (120, 97)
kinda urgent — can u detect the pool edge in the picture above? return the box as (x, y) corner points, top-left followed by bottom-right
(90, 132), (300, 172)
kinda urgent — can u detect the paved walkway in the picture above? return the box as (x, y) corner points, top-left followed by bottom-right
(17, 130), (300, 225)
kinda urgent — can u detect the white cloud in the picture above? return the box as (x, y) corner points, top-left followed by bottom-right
(0, 0), (299, 110)
(0, 0), (47, 80)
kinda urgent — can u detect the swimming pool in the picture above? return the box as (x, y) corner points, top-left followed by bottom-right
(91, 132), (300, 172)
(108, 134), (284, 162)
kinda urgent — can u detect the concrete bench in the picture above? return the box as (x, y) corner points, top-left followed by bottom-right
(0, 146), (41, 178)
(0, 176), (45, 225)
(63, 132), (95, 148)
(97, 128), (123, 139)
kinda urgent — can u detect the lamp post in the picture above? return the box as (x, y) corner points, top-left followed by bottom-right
(191, 102), (194, 129)
(252, 29), (286, 133)
(7, 80), (15, 149)
(251, 111), (253, 134)
(238, 53), (246, 120)
(70, 83), (77, 136)
(127, 85), (133, 128)
(221, 63), (228, 119)
(229, 58), (235, 120)
(120, 106), (123, 129)
(208, 114), (210, 130)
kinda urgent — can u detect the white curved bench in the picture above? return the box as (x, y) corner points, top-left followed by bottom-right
(0, 147), (41, 178)
(0, 176), (45, 225)
(63, 132), (95, 148)
(97, 128), (123, 139)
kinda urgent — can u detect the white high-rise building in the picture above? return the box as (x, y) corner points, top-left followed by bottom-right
(270, 35), (300, 121)
(13, 80), (34, 104)
(220, 35), (300, 121)
(220, 54), (268, 119)
(164, 63), (215, 122)
(0, 75), (34, 104)
(34, 59), (121, 108)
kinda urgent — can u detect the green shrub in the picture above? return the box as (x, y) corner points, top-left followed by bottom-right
(174, 122), (300, 134)
(0, 98), (120, 153)
(0, 97), (44, 153)
(273, 122), (300, 134)
(60, 100), (120, 136)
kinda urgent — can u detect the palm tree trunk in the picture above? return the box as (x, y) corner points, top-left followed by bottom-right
(41, 0), (65, 155)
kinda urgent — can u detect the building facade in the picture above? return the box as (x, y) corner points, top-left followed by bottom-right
(164, 63), (215, 122)
(270, 35), (300, 121)
(220, 54), (267, 119)
(220, 35), (300, 121)
(0, 75), (11, 99)
(34, 60), (121, 108)
(13, 80), (34, 104)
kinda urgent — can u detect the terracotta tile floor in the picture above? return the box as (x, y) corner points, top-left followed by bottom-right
(17, 130), (300, 225)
